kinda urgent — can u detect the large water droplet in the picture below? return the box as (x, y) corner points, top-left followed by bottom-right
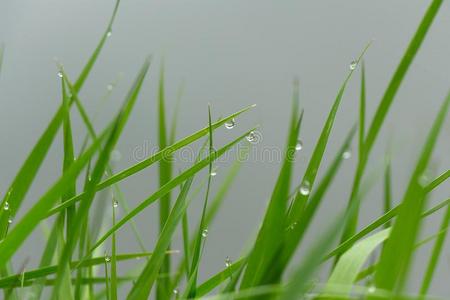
(246, 131), (258, 144)
(225, 256), (232, 267)
(342, 149), (352, 160)
(3, 201), (9, 211)
(225, 118), (236, 129)
(349, 60), (357, 70)
(202, 229), (209, 238)
(113, 200), (119, 208)
(295, 140), (303, 151)
(299, 180), (311, 196)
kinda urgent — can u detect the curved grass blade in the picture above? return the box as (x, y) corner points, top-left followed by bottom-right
(341, 0), (444, 243)
(88, 128), (256, 256)
(45, 105), (255, 217)
(323, 229), (390, 297)
(51, 58), (151, 299)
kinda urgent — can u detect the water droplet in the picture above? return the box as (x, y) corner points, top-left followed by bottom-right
(113, 200), (119, 208)
(110, 149), (122, 162)
(104, 254), (111, 262)
(57, 71), (63, 78)
(299, 180), (311, 196)
(224, 118), (236, 129)
(3, 201), (9, 211)
(349, 60), (357, 70)
(202, 229), (208, 238)
(173, 288), (179, 295)
(246, 131), (259, 144)
(225, 256), (232, 267)
(367, 286), (376, 294)
(106, 30), (112, 38)
(295, 140), (303, 151)
(7, 218), (12, 224)
(210, 171), (217, 177)
(419, 172), (431, 186)
(107, 84), (113, 91)
(342, 149), (352, 160)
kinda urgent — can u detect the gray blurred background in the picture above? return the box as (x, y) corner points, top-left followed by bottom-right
(1, 0), (450, 297)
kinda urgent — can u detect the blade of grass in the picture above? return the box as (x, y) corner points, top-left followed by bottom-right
(341, 0), (444, 244)
(323, 228), (390, 297)
(240, 82), (301, 289)
(156, 61), (173, 300)
(359, 61), (366, 159)
(87, 128), (256, 257)
(185, 105), (217, 298)
(51, 58), (151, 299)
(110, 198), (118, 300)
(420, 194), (450, 294)
(373, 90), (450, 294)
(45, 105), (255, 217)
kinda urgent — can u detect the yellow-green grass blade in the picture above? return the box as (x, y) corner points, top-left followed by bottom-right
(156, 61), (173, 300)
(240, 84), (301, 289)
(341, 0), (444, 243)
(323, 228), (390, 297)
(325, 197), (450, 261)
(45, 105), (255, 217)
(373, 91), (450, 293)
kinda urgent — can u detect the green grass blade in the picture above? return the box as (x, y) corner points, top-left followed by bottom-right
(126, 171), (196, 299)
(0, 253), (156, 289)
(341, 0), (444, 243)
(110, 198), (118, 300)
(374, 91), (450, 293)
(156, 61), (173, 300)
(196, 258), (246, 297)
(240, 83), (301, 289)
(51, 58), (151, 298)
(0, 125), (109, 268)
(420, 198), (450, 294)
(45, 105), (255, 217)
(383, 160), (392, 228)
(87, 128), (256, 255)
(73, 0), (121, 91)
(359, 61), (366, 159)
(61, 77), (77, 239)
